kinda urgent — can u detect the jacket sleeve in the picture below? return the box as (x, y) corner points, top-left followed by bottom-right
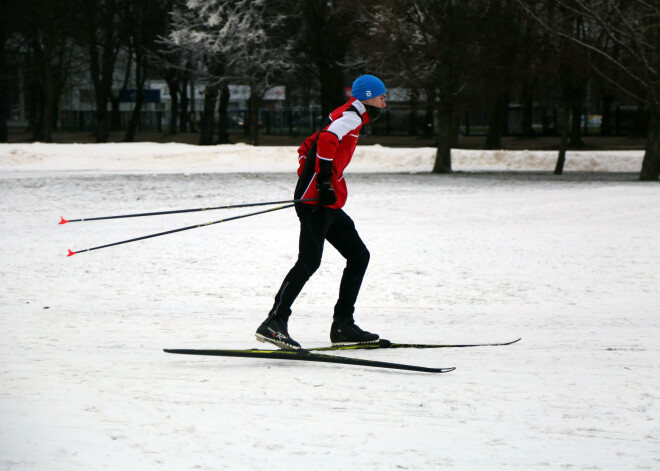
(315, 131), (340, 181)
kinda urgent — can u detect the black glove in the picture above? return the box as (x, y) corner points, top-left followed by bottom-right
(316, 180), (337, 206)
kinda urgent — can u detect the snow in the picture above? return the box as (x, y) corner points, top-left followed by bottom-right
(0, 141), (645, 174)
(0, 142), (658, 470)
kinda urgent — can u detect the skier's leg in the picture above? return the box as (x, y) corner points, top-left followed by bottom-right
(325, 210), (370, 322)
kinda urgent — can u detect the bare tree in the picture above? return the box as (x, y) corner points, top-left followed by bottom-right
(123, 0), (172, 142)
(517, 9), (552, 138)
(294, 0), (361, 118)
(0, 0), (21, 142)
(480, 0), (521, 149)
(361, 0), (485, 173)
(12, 0), (76, 142)
(73, 0), (131, 143)
(549, 2), (591, 173)
(167, 0), (294, 145)
(151, 44), (193, 134)
(518, 0), (660, 180)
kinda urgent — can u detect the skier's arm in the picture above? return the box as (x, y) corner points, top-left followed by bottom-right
(315, 132), (339, 205)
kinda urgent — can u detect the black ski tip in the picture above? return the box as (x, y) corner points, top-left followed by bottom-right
(410, 366), (455, 374)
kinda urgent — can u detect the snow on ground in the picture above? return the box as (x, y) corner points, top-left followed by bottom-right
(0, 141), (645, 174)
(0, 142), (658, 470)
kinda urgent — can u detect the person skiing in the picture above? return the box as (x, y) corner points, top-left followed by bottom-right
(256, 74), (387, 350)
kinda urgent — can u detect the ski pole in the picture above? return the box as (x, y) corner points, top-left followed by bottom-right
(59, 198), (316, 224)
(67, 203), (297, 257)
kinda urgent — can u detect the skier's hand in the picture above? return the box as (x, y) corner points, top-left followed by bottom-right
(316, 180), (337, 206)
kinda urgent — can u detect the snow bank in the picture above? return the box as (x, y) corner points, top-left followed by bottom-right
(0, 142), (645, 173)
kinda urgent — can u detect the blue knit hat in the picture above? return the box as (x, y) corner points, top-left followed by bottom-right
(351, 75), (386, 101)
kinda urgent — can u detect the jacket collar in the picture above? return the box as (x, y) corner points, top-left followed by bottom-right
(349, 97), (369, 123)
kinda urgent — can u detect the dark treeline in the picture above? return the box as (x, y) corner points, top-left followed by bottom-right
(1, 0), (659, 180)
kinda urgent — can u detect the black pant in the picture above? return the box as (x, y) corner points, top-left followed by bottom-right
(269, 204), (370, 322)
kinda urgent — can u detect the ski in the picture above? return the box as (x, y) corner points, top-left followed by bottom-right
(308, 337), (521, 351)
(163, 348), (455, 374)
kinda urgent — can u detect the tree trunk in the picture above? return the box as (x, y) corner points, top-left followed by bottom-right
(198, 85), (218, 145)
(124, 90), (145, 142)
(109, 94), (122, 131)
(432, 102), (453, 173)
(0, 25), (8, 142)
(38, 63), (57, 142)
(247, 91), (261, 146)
(124, 51), (147, 142)
(485, 94), (508, 149)
(408, 89), (419, 136)
(569, 102), (584, 146)
(31, 43), (56, 142)
(89, 42), (114, 143)
(32, 89), (45, 141)
(42, 86), (55, 142)
(521, 89), (535, 137)
(167, 78), (178, 134)
(86, 12), (119, 144)
(94, 88), (110, 142)
(319, 65), (344, 120)
(216, 83), (230, 144)
(27, 78), (38, 135)
(555, 104), (570, 175)
(178, 78), (189, 133)
(111, 53), (131, 132)
(423, 87), (435, 137)
(600, 93), (614, 136)
(639, 106), (660, 181)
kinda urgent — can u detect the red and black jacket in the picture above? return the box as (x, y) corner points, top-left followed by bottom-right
(294, 98), (370, 209)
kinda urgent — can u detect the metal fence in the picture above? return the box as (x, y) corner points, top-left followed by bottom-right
(55, 105), (645, 137)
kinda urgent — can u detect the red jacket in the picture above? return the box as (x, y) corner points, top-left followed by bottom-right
(295, 98), (370, 209)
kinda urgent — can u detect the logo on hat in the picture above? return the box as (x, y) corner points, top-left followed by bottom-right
(366, 91), (372, 97)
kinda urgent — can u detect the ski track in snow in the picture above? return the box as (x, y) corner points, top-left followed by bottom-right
(0, 143), (659, 470)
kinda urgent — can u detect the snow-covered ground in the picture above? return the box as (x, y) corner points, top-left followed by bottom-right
(1, 142), (658, 470)
(0, 141), (646, 174)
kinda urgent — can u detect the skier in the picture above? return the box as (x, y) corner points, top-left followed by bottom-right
(256, 74), (387, 350)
